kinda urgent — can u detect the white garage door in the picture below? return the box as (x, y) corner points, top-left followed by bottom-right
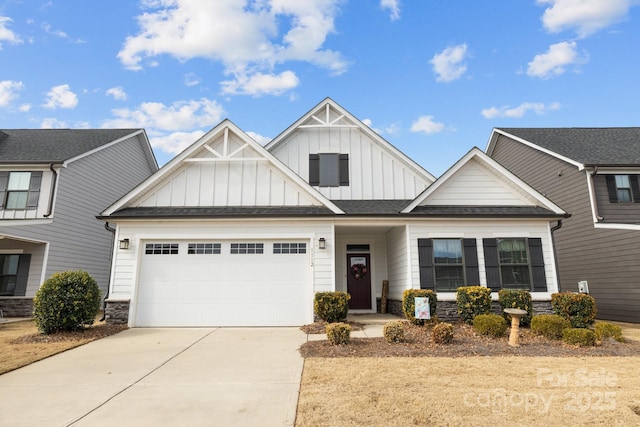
(134, 240), (311, 327)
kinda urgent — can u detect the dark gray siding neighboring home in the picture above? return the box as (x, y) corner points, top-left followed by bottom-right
(487, 128), (640, 323)
(0, 129), (158, 316)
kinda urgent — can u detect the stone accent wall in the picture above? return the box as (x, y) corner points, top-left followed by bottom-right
(380, 298), (553, 323)
(0, 298), (34, 317)
(105, 300), (130, 325)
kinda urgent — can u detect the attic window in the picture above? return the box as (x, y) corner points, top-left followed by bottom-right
(309, 154), (349, 187)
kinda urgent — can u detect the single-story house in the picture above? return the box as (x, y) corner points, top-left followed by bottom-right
(99, 99), (567, 327)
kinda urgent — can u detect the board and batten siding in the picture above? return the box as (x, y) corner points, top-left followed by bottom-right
(593, 174), (640, 224)
(270, 127), (431, 200)
(421, 158), (537, 206)
(2, 134), (157, 295)
(110, 220), (335, 300)
(407, 220), (558, 300)
(384, 226), (410, 300)
(134, 131), (319, 208)
(490, 134), (640, 322)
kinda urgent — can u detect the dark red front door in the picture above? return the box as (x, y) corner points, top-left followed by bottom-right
(347, 253), (371, 309)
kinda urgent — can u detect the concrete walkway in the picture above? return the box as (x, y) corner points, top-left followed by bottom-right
(0, 327), (306, 427)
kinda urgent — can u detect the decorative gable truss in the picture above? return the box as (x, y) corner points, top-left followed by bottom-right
(403, 148), (566, 214)
(267, 98), (435, 200)
(102, 120), (343, 215)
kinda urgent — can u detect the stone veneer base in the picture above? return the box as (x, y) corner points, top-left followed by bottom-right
(0, 298), (34, 317)
(105, 299), (130, 325)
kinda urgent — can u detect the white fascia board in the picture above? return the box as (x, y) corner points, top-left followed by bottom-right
(486, 129), (584, 170)
(402, 147), (567, 214)
(594, 223), (640, 231)
(101, 120), (344, 216)
(266, 98), (436, 183)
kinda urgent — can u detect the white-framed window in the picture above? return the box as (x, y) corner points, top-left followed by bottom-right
(145, 243), (179, 255)
(230, 243), (264, 254)
(497, 238), (530, 288)
(615, 175), (633, 202)
(6, 172), (31, 209)
(433, 239), (465, 291)
(188, 243), (221, 254)
(273, 243), (307, 254)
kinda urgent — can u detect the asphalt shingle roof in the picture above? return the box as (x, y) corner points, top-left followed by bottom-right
(332, 200), (412, 214)
(497, 128), (640, 166)
(409, 205), (564, 217)
(104, 206), (336, 219)
(0, 129), (142, 163)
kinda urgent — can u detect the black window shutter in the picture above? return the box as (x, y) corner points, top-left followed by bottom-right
(309, 154), (319, 186)
(630, 175), (640, 203)
(528, 238), (547, 292)
(463, 238), (480, 285)
(482, 238), (501, 291)
(605, 175), (618, 203)
(0, 171), (8, 209)
(339, 154), (349, 186)
(417, 238), (435, 290)
(27, 171), (42, 209)
(14, 254), (31, 296)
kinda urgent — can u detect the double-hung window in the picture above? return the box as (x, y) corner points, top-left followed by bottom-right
(433, 239), (465, 291)
(606, 174), (640, 203)
(483, 238), (547, 292)
(6, 172), (31, 209)
(497, 238), (531, 289)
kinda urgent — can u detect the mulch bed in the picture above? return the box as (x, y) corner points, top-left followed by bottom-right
(11, 324), (128, 344)
(299, 322), (640, 358)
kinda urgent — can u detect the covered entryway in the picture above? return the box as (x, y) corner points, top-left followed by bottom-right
(133, 240), (311, 326)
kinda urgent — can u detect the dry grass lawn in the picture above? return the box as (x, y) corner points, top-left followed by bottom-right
(297, 322), (640, 426)
(0, 319), (126, 375)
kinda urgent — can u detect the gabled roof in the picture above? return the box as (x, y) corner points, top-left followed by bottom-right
(266, 97), (436, 183)
(403, 147), (567, 216)
(101, 120), (344, 217)
(0, 129), (149, 164)
(487, 128), (640, 168)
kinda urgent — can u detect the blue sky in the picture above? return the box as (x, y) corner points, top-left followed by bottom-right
(1, 0), (639, 176)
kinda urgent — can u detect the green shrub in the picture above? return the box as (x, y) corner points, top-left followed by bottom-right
(33, 270), (101, 334)
(594, 322), (624, 343)
(326, 322), (351, 345)
(498, 290), (533, 327)
(562, 328), (596, 347)
(383, 320), (406, 343)
(531, 314), (571, 340)
(456, 286), (492, 324)
(314, 292), (350, 323)
(402, 289), (437, 325)
(551, 292), (597, 328)
(431, 322), (454, 344)
(472, 314), (508, 337)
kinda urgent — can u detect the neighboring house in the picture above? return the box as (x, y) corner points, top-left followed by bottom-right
(487, 128), (640, 323)
(99, 99), (567, 327)
(0, 129), (158, 316)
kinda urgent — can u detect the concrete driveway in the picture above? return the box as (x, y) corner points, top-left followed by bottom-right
(0, 327), (307, 426)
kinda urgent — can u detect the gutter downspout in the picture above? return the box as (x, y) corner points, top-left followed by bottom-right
(550, 220), (563, 292)
(43, 163), (57, 217)
(589, 167), (604, 222)
(101, 222), (116, 321)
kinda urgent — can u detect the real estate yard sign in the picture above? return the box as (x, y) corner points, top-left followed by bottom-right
(415, 297), (430, 320)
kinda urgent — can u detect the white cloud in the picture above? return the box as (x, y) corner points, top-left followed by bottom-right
(18, 104), (31, 112)
(117, 0), (347, 96)
(0, 16), (23, 48)
(381, 0), (400, 21)
(106, 86), (127, 101)
(40, 117), (69, 128)
(481, 102), (561, 119)
(148, 130), (206, 155)
(42, 22), (85, 43)
(42, 84), (78, 109)
(430, 44), (468, 83)
(410, 115), (445, 134)
(537, 0), (631, 38)
(246, 131), (271, 145)
(184, 73), (200, 87)
(0, 80), (24, 106)
(221, 70), (299, 96)
(527, 41), (586, 78)
(102, 98), (225, 131)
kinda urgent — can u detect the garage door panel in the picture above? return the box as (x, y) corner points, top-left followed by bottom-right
(135, 240), (311, 326)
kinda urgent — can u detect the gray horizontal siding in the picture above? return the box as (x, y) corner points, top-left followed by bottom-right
(3, 134), (156, 295)
(491, 134), (640, 323)
(593, 174), (640, 224)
